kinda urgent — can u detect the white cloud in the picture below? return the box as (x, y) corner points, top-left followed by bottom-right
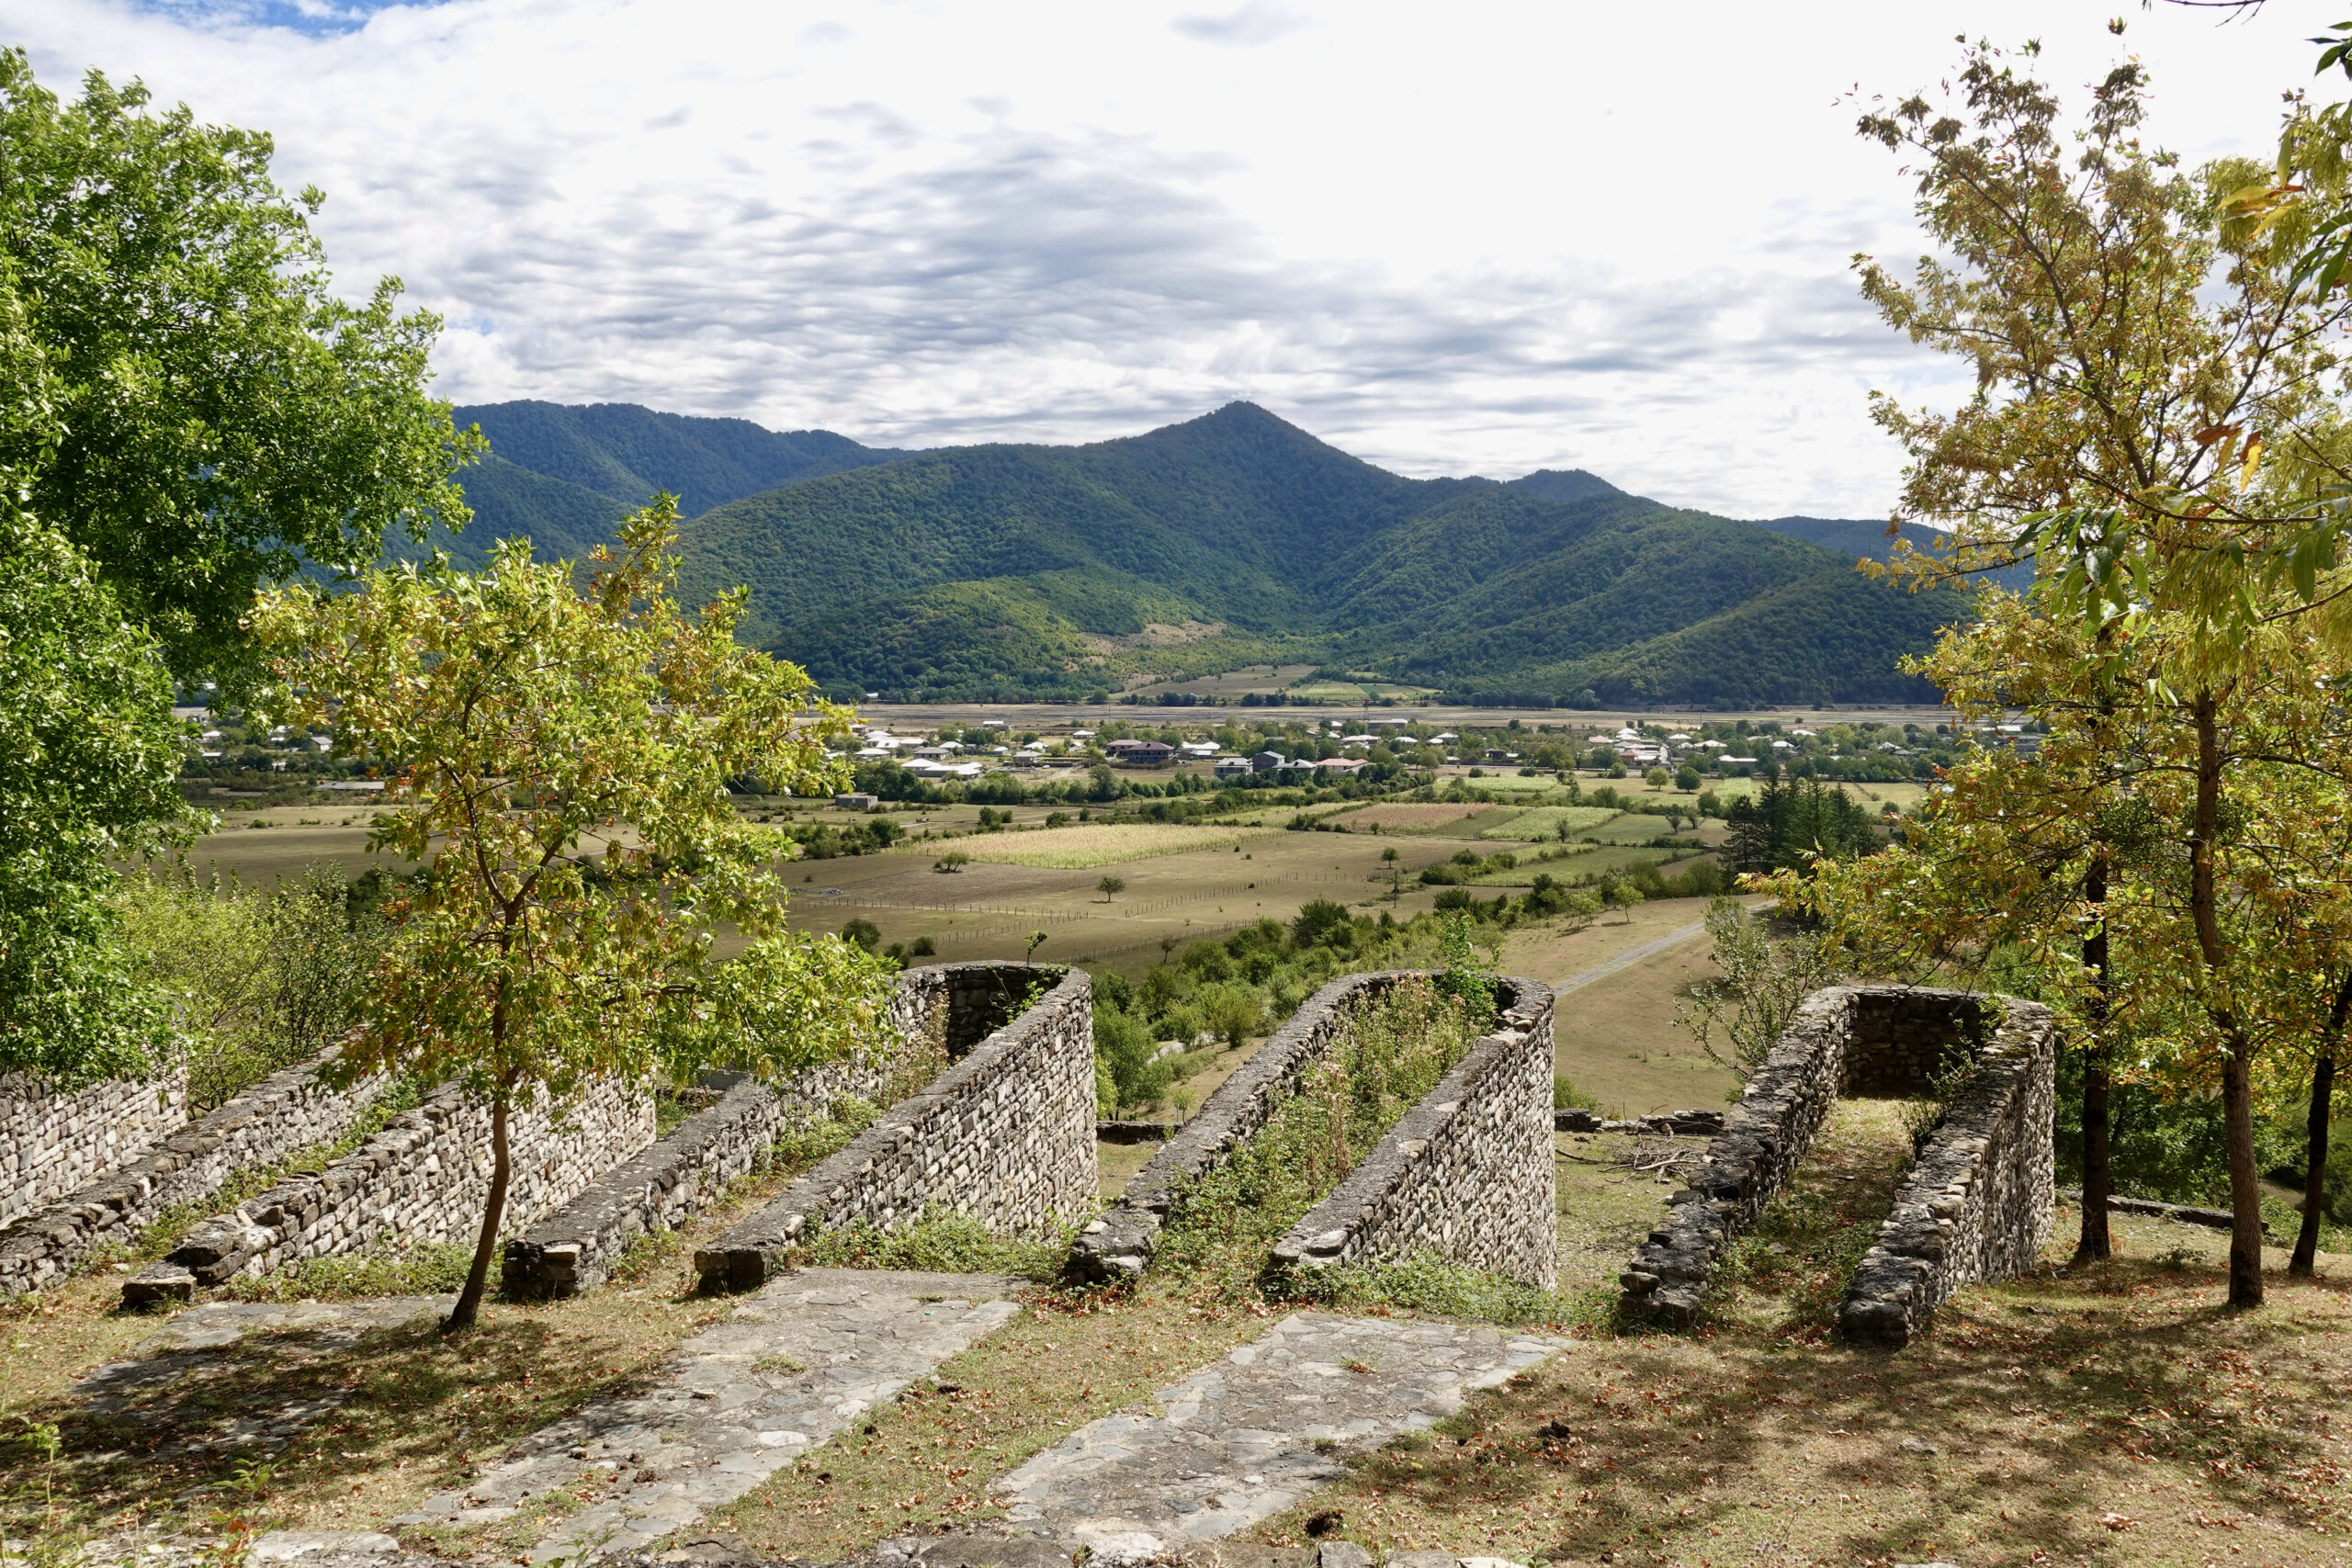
(1170, 3), (1313, 49)
(7, 1), (2328, 515)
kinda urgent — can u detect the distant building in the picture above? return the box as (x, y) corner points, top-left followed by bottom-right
(1106, 739), (1175, 767)
(1214, 755), (1253, 778)
(1315, 757), (1368, 774)
(1252, 750), (1287, 773)
(834, 792), (878, 809)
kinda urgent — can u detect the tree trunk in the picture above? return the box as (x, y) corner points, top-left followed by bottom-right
(2290, 975), (2351, 1276)
(444, 1095), (511, 1333)
(2293, 1056), (2335, 1276)
(2075, 855), (2112, 1263)
(2190, 689), (2264, 1309)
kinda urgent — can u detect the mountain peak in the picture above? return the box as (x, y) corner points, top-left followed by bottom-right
(1506, 468), (1623, 504)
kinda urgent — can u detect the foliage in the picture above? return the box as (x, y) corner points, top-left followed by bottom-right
(1826, 35), (2352, 1307)
(1288, 1249), (1604, 1328)
(0, 506), (187, 1084)
(1157, 976), (1482, 1297)
(252, 500), (894, 1327)
(1722, 776), (1878, 874)
(0, 50), (478, 687)
(1675, 897), (1837, 1081)
(116, 863), (386, 1109)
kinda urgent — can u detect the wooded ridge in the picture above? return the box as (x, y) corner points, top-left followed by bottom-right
(440, 399), (1979, 706)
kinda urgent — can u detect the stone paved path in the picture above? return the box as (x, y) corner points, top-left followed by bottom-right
(988, 1313), (1565, 1556)
(75, 1297), (448, 1466)
(390, 1269), (1023, 1563)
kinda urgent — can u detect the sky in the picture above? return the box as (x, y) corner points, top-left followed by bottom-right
(3, 1), (2335, 515)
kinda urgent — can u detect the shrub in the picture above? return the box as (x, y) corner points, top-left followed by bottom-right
(840, 918), (882, 952)
(1292, 898), (1351, 947)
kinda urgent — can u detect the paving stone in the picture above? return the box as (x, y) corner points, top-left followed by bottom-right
(391, 1269), (1023, 1563)
(986, 1312), (1565, 1554)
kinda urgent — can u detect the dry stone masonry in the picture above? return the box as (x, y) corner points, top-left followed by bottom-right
(696, 964), (1095, 1290)
(0, 1066), (188, 1227)
(1619, 985), (2055, 1337)
(1069, 972), (1403, 1282)
(1270, 976), (1556, 1288)
(0, 1051), (389, 1297)
(125, 1074), (652, 1303)
(1841, 997), (2057, 1346)
(504, 964), (963, 1297)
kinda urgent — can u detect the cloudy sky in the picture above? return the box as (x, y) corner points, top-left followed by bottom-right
(4, 1), (2332, 514)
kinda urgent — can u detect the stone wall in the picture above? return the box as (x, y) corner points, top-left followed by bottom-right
(1841, 999), (2057, 1346)
(1069, 971), (1402, 1283)
(0, 1066), (189, 1229)
(127, 1075), (652, 1302)
(1270, 976), (1557, 1288)
(1618, 985), (2053, 1337)
(503, 964), (970, 1297)
(0, 1052), (385, 1297)
(695, 964), (1094, 1291)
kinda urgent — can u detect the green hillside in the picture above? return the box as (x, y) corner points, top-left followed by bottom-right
(1754, 513), (2033, 594)
(418, 401), (908, 570)
(661, 402), (1964, 705)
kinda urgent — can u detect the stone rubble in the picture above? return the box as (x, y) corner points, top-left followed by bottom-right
(389, 1268), (1023, 1563)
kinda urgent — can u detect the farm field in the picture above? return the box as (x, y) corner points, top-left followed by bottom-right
(942, 821), (1277, 869)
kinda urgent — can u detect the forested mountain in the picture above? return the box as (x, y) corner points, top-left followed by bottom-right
(1752, 513), (2033, 593)
(418, 401), (908, 569)
(652, 401), (1970, 706)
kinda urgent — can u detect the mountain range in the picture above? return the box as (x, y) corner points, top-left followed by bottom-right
(435, 400), (1989, 707)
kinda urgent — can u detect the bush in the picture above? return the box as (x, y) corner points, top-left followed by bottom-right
(1292, 897), (1351, 947)
(1093, 1004), (1168, 1113)
(118, 863), (386, 1111)
(1555, 1074), (1598, 1111)
(840, 918), (882, 953)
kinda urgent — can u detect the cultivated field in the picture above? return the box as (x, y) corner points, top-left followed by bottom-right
(943, 822), (1278, 869)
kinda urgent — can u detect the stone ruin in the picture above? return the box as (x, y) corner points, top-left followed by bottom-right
(1069, 970), (1558, 1289)
(693, 963), (1095, 1291)
(0, 963), (1093, 1307)
(1618, 984), (2056, 1344)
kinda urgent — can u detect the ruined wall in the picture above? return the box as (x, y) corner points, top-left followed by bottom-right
(0, 1067), (189, 1229)
(126, 1075), (652, 1302)
(1069, 971), (1404, 1282)
(1270, 976), (1557, 1288)
(0, 1053), (385, 1297)
(503, 964), (965, 1297)
(1618, 985), (2054, 1338)
(1841, 1000), (2057, 1346)
(696, 964), (1094, 1290)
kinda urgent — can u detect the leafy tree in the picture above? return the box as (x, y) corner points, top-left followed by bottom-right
(0, 51), (478, 686)
(1645, 767), (1670, 789)
(840, 919), (882, 953)
(1849, 36), (2352, 1305)
(1096, 874), (1126, 903)
(1675, 764), (1702, 793)
(253, 501), (892, 1331)
(0, 502), (187, 1083)
(1675, 897), (1838, 1080)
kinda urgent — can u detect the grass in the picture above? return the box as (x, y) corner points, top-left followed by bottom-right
(936, 822), (1276, 869)
(1478, 806), (1619, 840)
(708, 1281), (1270, 1561)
